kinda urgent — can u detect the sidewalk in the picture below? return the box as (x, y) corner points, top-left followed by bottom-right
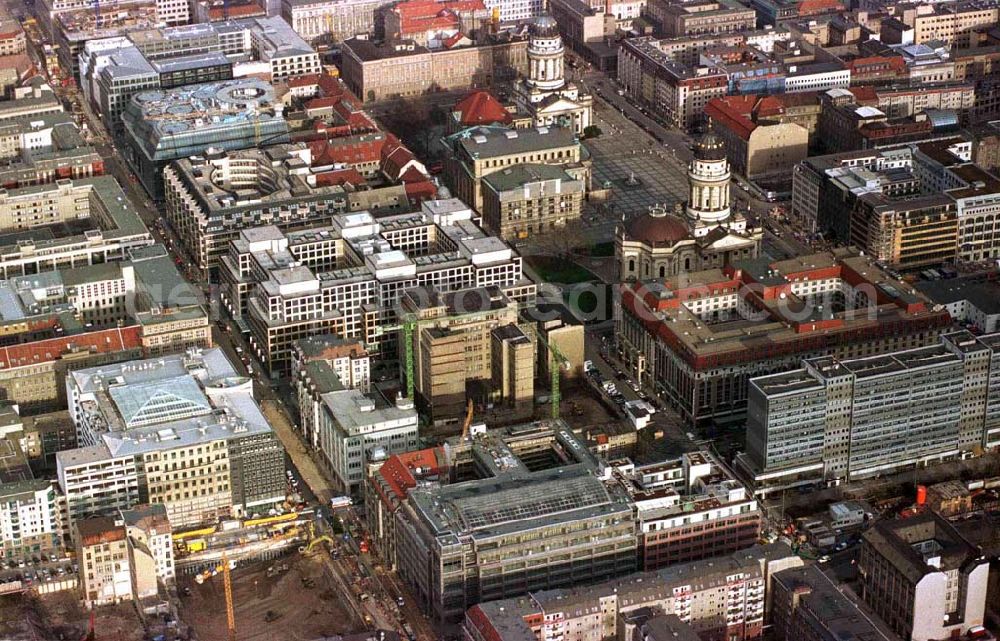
(260, 399), (338, 506)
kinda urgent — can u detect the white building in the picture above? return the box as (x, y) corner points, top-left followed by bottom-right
(281, 0), (391, 42)
(315, 388), (418, 493)
(122, 504), (174, 587)
(0, 480), (61, 563)
(783, 64), (851, 93)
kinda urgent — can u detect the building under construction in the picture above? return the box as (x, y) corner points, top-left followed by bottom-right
(393, 420), (638, 625)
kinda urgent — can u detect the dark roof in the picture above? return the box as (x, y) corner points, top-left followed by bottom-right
(625, 211), (690, 246)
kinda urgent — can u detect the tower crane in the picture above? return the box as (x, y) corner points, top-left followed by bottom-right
(222, 552), (236, 641)
(525, 325), (571, 419)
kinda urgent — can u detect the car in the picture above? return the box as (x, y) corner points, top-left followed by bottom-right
(835, 542), (848, 552)
(817, 555), (830, 564)
(396, 596), (405, 607)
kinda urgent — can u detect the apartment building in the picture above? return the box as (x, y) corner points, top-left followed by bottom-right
(121, 504), (174, 588)
(444, 125), (590, 213)
(465, 543), (804, 641)
(292, 335), (371, 449)
(0, 15), (26, 56)
(383, 0), (490, 46)
(77, 516), (134, 607)
(400, 285), (533, 423)
(0, 480), (61, 563)
(611, 451), (762, 570)
(0, 113), (104, 189)
(850, 191), (958, 269)
(340, 33), (529, 103)
(58, 348), (286, 533)
(883, 3), (999, 48)
(616, 249), (953, 425)
(395, 422), (637, 625)
(859, 512), (988, 641)
(481, 163), (585, 240)
(619, 37), (729, 131)
(218, 203), (534, 374)
(737, 331), (1000, 497)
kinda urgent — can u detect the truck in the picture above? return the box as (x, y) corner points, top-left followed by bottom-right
(602, 381), (617, 395)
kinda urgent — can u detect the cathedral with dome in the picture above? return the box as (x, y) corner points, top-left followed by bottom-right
(512, 16), (593, 135)
(616, 132), (763, 281)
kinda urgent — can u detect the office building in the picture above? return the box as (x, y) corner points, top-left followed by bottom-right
(616, 249), (953, 425)
(0, 15), (25, 57)
(54, 0), (163, 75)
(771, 565), (898, 641)
(217, 202), (534, 375)
(166, 141), (432, 271)
(617, 132), (762, 282)
(511, 16), (593, 134)
(400, 285), (533, 423)
(444, 125), (590, 213)
(737, 331), (1000, 497)
(611, 451), (761, 570)
(645, 0), (756, 37)
(340, 32), (529, 103)
(306, 386), (419, 494)
(283, 0), (392, 43)
(915, 277), (1000, 334)
(58, 348), (286, 533)
(465, 543), (804, 641)
(881, 3), (998, 48)
(395, 421), (637, 624)
(121, 78), (290, 200)
(859, 512), (988, 641)
(0, 112), (104, 189)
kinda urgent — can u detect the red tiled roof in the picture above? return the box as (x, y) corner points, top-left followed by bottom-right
(405, 180), (438, 203)
(207, 2), (264, 19)
(393, 0), (486, 34)
(305, 96), (340, 110)
(309, 133), (393, 166)
(705, 96), (757, 141)
(453, 90), (513, 126)
(315, 168), (366, 187)
(375, 447), (445, 504)
(797, 0), (842, 15)
(0, 325), (142, 371)
(849, 85), (879, 103)
(441, 32), (467, 49)
(288, 74), (321, 88)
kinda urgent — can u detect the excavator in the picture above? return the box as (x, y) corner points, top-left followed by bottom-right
(300, 522), (336, 556)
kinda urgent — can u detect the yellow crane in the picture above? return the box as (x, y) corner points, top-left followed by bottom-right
(461, 399), (474, 440)
(223, 552), (236, 641)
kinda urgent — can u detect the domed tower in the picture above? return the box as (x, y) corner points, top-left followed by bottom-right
(686, 131), (731, 227)
(526, 16), (565, 94)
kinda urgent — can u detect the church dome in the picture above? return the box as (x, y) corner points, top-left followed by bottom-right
(532, 15), (559, 36)
(693, 131), (727, 161)
(625, 209), (690, 246)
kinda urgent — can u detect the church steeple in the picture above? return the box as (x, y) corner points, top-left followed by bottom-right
(686, 130), (731, 227)
(526, 16), (565, 94)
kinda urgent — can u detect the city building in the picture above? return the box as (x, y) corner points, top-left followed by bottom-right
(0, 81), (64, 123)
(464, 543), (804, 641)
(304, 385), (418, 494)
(444, 124), (590, 214)
(395, 421), (638, 624)
(37, 0), (188, 40)
(0, 480), (61, 563)
(616, 132), (763, 281)
(121, 503), (175, 588)
(737, 331), (1000, 497)
(0, 14), (26, 57)
(282, 0), (394, 43)
(399, 285), (532, 423)
(770, 565), (898, 641)
(217, 202), (534, 375)
(448, 90), (527, 132)
(54, 0), (163, 75)
(481, 163), (585, 240)
(881, 3), (998, 48)
(915, 277), (1000, 334)
(382, 0), (490, 47)
(645, 0), (756, 38)
(511, 16), (593, 134)
(121, 78), (291, 200)
(340, 32), (529, 103)
(165, 140), (433, 271)
(610, 451), (762, 570)
(616, 248), (953, 425)
(292, 334), (372, 448)
(618, 37), (729, 131)
(704, 94), (815, 179)
(859, 511), (989, 641)
(0, 112), (104, 189)
(58, 348), (286, 533)
(77, 516), (134, 607)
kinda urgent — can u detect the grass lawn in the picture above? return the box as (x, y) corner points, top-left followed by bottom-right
(525, 255), (597, 283)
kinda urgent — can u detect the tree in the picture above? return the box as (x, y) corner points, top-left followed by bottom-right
(582, 125), (603, 139)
